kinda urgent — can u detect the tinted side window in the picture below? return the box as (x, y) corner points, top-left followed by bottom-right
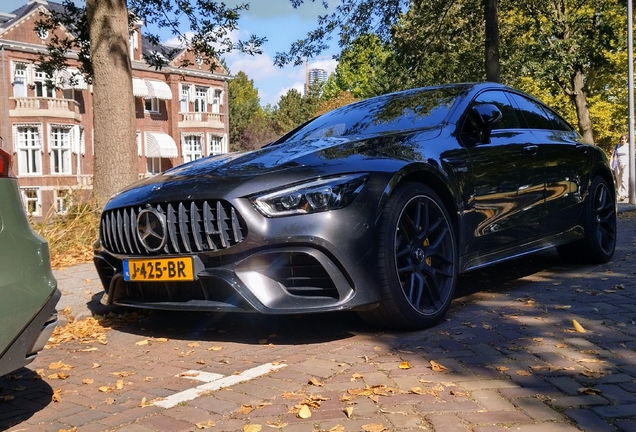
(471, 91), (520, 130)
(538, 105), (573, 131)
(507, 93), (558, 130)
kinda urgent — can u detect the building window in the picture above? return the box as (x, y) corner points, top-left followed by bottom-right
(145, 97), (159, 113)
(16, 126), (42, 175)
(13, 63), (27, 97)
(50, 127), (72, 174)
(180, 85), (190, 112)
(211, 89), (222, 113)
(147, 157), (161, 175)
(21, 187), (41, 217)
(194, 87), (207, 112)
(209, 135), (224, 155)
(63, 88), (75, 100)
(55, 189), (71, 215)
(34, 70), (54, 98)
(183, 135), (203, 163)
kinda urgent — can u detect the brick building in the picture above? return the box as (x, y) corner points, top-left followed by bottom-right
(0, 0), (230, 220)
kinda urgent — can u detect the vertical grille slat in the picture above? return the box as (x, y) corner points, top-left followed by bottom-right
(100, 199), (246, 256)
(178, 202), (192, 253)
(191, 201), (203, 251)
(202, 201), (218, 252)
(167, 204), (179, 254)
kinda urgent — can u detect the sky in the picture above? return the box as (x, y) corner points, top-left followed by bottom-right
(2, 0), (340, 106)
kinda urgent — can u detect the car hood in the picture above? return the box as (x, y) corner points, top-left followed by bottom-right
(105, 129), (441, 209)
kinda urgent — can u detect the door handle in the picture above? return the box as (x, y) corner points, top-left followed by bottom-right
(523, 144), (539, 155)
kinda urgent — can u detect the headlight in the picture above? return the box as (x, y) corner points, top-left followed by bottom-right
(251, 173), (369, 217)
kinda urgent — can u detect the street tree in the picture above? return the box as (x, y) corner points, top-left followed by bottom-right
(36, 0), (265, 206)
(504, 0), (627, 144)
(278, 0), (502, 83)
(228, 71), (263, 147)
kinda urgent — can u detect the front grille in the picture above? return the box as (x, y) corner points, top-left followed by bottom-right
(100, 200), (247, 255)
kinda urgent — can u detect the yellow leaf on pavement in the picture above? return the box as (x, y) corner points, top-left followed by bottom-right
(52, 388), (62, 402)
(343, 406), (354, 418)
(48, 361), (73, 371)
(578, 387), (602, 395)
(188, 342), (200, 347)
(308, 377), (324, 386)
(138, 397), (154, 407)
(238, 404), (254, 415)
(398, 361), (412, 369)
(351, 373), (364, 381)
(135, 339), (149, 346)
(572, 319), (586, 333)
(265, 420), (288, 428)
(329, 425), (345, 432)
(243, 425), (261, 432)
(195, 420), (216, 429)
(430, 361), (447, 372)
(362, 424), (387, 432)
(207, 346), (223, 351)
(297, 404), (311, 419)
(115, 379), (124, 390)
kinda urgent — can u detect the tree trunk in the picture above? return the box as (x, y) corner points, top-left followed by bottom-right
(87, 0), (137, 207)
(484, 0), (500, 83)
(570, 67), (595, 144)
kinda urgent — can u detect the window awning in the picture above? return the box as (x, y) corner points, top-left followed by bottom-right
(59, 69), (87, 90)
(145, 132), (178, 158)
(132, 78), (149, 98)
(145, 80), (172, 100)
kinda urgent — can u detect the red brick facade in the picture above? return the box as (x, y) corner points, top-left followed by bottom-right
(0, 0), (230, 221)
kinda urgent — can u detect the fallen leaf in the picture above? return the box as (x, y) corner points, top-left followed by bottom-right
(0, 395), (15, 402)
(398, 361), (412, 369)
(116, 379), (124, 390)
(362, 423), (386, 432)
(195, 420), (216, 429)
(82, 378), (94, 385)
(555, 344), (568, 348)
(58, 428), (77, 432)
(188, 342), (200, 347)
(578, 358), (605, 363)
(581, 370), (608, 379)
(343, 406), (354, 418)
(578, 387), (602, 395)
(135, 339), (149, 346)
(430, 360), (447, 372)
(48, 361), (73, 371)
(572, 319), (586, 333)
(207, 346), (223, 351)
(351, 373), (364, 381)
(197, 360), (206, 365)
(238, 404), (254, 415)
(98, 386), (112, 393)
(329, 426), (345, 432)
(138, 397), (154, 407)
(308, 377), (324, 386)
(111, 371), (135, 377)
(47, 372), (69, 380)
(265, 420), (287, 428)
(297, 404), (311, 419)
(92, 363), (100, 369)
(495, 366), (509, 371)
(105, 398), (115, 405)
(516, 370), (532, 376)
(52, 388), (62, 402)
(450, 390), (469, 397)
(482, 323), (492, 330)
(554, 305), (572, 310)
(533, 338), (543, 342)
(243, 425), (261, 432)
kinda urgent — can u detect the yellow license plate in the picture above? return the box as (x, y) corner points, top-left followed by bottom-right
(123, 257), (194, 282)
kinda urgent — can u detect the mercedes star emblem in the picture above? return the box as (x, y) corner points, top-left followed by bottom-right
(137, 208), (166, 252)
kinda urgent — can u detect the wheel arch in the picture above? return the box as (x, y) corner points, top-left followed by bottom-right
(396, 168), (461, 244)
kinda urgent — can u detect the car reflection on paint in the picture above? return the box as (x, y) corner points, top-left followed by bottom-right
(93, 82), (616, 329)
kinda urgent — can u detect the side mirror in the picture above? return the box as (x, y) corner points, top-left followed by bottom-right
(470, 104), (503, 144)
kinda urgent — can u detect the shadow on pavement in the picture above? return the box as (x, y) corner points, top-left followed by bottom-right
(0, 368), (53, 430)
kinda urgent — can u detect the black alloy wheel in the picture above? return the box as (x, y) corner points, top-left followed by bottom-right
(359, 182), (458, 329)
(557, 176), (616, 264)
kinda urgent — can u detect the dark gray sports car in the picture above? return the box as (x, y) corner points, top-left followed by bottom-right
(93, 82), (616, 329)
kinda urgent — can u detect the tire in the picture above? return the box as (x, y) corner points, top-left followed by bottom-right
(556, 175), (616, 264)
(359, 182), (458, 329)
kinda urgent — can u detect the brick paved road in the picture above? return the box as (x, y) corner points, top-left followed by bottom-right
(2, 212), (636, 431)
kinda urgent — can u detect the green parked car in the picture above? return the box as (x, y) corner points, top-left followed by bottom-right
(0, 144), (60, 377)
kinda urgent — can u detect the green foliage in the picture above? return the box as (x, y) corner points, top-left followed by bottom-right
(272, 88), (320, 135)
(228, 71), (263, 145)
(323, 34), (392, 99)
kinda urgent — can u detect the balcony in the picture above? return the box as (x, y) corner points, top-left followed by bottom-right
(10, 97), (82, 121)
(178, 111), (224, 129)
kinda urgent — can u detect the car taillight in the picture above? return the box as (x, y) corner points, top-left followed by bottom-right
(0, 148), (15, 178)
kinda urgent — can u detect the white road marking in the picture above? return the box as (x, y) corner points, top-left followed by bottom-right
(153, 362), (287, 408)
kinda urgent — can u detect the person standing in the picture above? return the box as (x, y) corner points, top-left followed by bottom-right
(611, 134), (630, 201)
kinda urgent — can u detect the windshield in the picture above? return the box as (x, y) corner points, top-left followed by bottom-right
(279, 86), (466, 143)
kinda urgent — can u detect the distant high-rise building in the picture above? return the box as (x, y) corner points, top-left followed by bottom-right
(305, 68), (328, 95)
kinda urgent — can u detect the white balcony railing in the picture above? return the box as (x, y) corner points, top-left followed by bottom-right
(179, 111), (224, 125)
(11, 97), (81, 119)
